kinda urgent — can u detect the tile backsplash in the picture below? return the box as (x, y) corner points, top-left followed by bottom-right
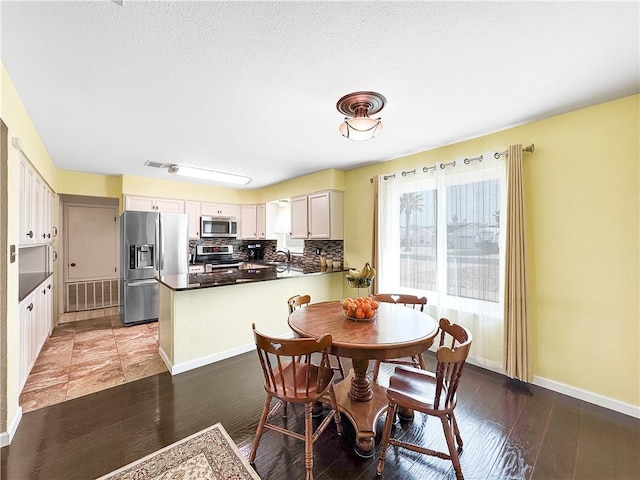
(189, 238), (344, 268)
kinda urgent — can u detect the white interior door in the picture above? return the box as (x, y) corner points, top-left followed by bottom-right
(66, 205), (117, 281)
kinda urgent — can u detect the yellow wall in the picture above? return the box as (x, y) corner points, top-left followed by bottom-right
(245, 168), (345, 204)
(57, 170), (122, 199)
(343, 95), (639, 408)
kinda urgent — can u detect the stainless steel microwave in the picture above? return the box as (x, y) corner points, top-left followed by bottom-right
(200, 216), (238, 238)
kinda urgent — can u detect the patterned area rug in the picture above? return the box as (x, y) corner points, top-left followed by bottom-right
(96, 423), (260, 480)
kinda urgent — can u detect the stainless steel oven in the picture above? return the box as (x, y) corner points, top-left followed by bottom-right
(200, 217), (238, 238)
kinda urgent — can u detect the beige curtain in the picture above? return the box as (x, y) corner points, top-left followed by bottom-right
(371, 175), (380, 295)
(503, 144), (530, 381)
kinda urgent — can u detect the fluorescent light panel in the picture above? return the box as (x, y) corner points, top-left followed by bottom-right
(169, 165), (252, 185)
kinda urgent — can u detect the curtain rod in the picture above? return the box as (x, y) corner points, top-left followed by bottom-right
(369, 143), (536, 183)
(494, 143), (535, 159)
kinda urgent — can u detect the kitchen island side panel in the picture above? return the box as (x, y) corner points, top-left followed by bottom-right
(159, 272), (344, 373)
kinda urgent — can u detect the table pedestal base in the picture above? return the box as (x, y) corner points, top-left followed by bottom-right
(333, 370), (389, 458)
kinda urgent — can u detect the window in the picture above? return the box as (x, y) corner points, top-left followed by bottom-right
(273, 201), (304, 254)
(377, 155), (506, 370)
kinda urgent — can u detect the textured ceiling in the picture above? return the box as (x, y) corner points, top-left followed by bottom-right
(1, 1), (638, 189)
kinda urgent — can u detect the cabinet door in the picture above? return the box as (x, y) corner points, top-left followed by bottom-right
(125, 196), (157, 212)
(218, 203), (237, 217)
(290, 196), (309, 239)
(42, 187), (53, 242)
(240, 205), (258, 239)
(308, 192), (331, 239)
(43, 280), (54, 336)
(19, 294), (34, 389)
(202, 202), (237, 217)
(184, 201), (202, 239)
(19, 159), (34, 245)
(256, 204), (267, 239)
(34, 175), (47, 242)
(308, 191), (344, 240)
(155, 198), (184, 214)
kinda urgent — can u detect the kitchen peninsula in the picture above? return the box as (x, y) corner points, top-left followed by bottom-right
(156, 263), (345, 374)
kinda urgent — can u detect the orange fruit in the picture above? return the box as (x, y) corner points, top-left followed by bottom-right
(355, 308), (365, 319)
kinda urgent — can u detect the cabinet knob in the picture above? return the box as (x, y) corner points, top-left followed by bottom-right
(53, 226), (58, 237)
(42, 289), (46, 294)
(27, 230), (33, 238)
(47, 284), (51, 290)
(47, 233), (51, 238)
(27, 303), (33, 311)
(70, 262), (76, 267)
(42, 233), (46, 238)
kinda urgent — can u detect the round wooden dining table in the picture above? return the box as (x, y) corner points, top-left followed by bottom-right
(288, 300), (438, 457)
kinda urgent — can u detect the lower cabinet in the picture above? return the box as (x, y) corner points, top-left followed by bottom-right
(19, 278), (53, 391)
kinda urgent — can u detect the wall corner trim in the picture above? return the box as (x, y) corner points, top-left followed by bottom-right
(0, 406), (22, 447)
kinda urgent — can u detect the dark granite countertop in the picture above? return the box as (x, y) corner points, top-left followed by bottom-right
(157, 263), (346, 291)
(19, 272), (53, 302)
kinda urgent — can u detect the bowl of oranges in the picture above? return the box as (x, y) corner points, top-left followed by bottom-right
(340, 296), (379, 321)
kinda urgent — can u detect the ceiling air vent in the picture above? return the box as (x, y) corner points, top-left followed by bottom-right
(145, 161), (169, 169)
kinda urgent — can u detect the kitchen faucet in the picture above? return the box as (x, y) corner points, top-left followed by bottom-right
(275, 248), (291, 263)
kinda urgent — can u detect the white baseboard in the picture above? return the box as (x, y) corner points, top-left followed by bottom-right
(159, 330), (293, 376)
(158, 346), (173, 372)
(0, 406), (23, 447)
(533, 375), (640, 419)
(160, 343), (256, 376)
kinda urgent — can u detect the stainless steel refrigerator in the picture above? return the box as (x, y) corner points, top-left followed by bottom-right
(120, 211), (188, 326)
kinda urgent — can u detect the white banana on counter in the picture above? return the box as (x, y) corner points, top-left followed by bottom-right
(348, 262), (376, 279)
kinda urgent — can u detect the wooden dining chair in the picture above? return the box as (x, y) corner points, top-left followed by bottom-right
(368, 293), (428, 382)
(288, 294), (345, 378)
(376, 318), (472, 480)
(250, 323), (343, 480)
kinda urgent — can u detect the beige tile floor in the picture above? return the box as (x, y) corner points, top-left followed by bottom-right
(19, 314), (168, 413)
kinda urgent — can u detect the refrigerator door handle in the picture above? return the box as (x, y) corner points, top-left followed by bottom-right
(155, 216), (161, 274)
(159, 216), (165, 272)
(128, 279), (158, 286)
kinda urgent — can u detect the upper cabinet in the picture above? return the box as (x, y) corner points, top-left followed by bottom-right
(20, 155), (56, 246)
(201, 202), (237, 218)
(124, 195), (184, 214)
(184, 201), (202, 239)
(240, 205), (258, 239)
(240, 203), (276, 240)
(290, 191), (344, 240)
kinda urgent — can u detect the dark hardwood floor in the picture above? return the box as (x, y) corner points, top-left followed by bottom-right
(2, 351), (639, 479)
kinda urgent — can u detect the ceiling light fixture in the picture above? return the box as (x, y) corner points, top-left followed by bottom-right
(337, 91), (387, 141)
(168, 165), (252, 185)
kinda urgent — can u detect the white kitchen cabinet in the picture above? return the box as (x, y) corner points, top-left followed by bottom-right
(201, 202), (237, 218)
(256, 204), (268, 239)
(124, 195), (185, 214)
(290, 191), (344, 240)
(184, 201), (202, 239)
(20, 155), (55, 246)
(240, 205), (258, 239)
(19, 277), (53, 391)
(241, 203), (276, 239)
(290, 196), (309, 239)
